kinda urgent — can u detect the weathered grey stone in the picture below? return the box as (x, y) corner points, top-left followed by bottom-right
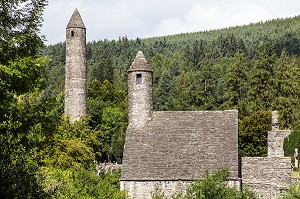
(67, 8), (85, 28)
(122, 110), (240, 181)
(241, 111), (292, 198)
(121, 179), (242, 199)
(242, 157), (291, 199)
(127, 51), (153, 128)
(268, 111), (291, 157)
(271, 111), (279, 130)
(120, 181), (190, 199)
(268, 130), (291, 157)
(64, 9), (87, 121)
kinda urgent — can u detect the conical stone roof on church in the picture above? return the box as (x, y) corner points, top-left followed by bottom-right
(67, 8), (85, 29)
(128, 51), (152, 72)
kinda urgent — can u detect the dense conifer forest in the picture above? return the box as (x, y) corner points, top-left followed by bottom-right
(2, 0), (300, 197)
(43, 15), (300, 158)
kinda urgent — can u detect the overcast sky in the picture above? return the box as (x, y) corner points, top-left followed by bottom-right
(41, 0), (300, 45)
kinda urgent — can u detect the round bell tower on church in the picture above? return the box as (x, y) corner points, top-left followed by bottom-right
(127, 51), (153, 128)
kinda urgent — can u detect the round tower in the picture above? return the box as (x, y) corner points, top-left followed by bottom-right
(65, 8), (87, 121)
(127, 51), (153, 128)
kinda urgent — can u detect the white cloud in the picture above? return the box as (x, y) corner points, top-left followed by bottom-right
(146, 0), (300, 38)
(186, 4), (223, 30)
(41, 0), (300, 44)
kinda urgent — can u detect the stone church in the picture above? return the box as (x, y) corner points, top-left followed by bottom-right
(65, 9), (292, 199)
(120, 51), (241, 198)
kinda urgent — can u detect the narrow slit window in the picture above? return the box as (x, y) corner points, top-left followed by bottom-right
(71, 31), (74, 36)
(136, 74), (142, 85)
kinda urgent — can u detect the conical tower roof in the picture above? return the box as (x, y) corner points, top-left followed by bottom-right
(128, 51), (152, 72)
(67, 8), (85, 29)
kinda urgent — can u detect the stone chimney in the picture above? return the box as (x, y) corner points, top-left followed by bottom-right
(271, 111), (279, 130)
(268, 111), (291, 157)
(64, 9), (87, 121)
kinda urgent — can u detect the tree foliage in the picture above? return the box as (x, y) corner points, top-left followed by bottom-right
(283, 130), (300, 157)
(42, 15), (300, 159)
(239, 110), (271, 157)
(0, 1), (127, 198)
(87, 80), (127, 163)
(185, 170), (257, 199)
(277, 183), (300, 199)
(37, 116), (127, 198)
(0, 0), (49, 198)
(152, 169), (257, 199)
(41, 167), (126, 199)
(3, 3), (300, 197)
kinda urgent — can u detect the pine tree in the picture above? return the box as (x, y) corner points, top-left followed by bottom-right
(192, 52), (217, 110)
(239, 110), (271, 156)
(249, 42), (277, 111)
(223, 50), (250, 117)
(155, 68), (174, 110)
(273, 49), (300, 129)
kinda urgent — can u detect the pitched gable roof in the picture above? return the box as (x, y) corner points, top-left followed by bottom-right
(121, 110), (239, 181)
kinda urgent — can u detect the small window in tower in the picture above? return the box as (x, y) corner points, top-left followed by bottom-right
(71, 31), (74, 36)
(136, 74), (142, 85)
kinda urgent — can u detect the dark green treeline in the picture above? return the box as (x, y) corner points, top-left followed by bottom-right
(43, 15), (300, 157)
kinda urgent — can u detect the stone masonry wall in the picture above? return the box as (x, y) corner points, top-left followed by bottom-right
(120, 181), (189, 199)
(268, 130), (291, 157)
(242, 157), (291, 199)
(121, 179), (241, 199)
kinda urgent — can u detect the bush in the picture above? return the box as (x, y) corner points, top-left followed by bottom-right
(185, 169), (257, 199)
(239, 110), (271, 157)
(42, 167), (127, 199)
(152, 169), (257, 199)
(284, 130), (300, 157)
(277, 183), (300, 199)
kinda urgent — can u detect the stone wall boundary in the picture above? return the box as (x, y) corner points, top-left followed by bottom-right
(242, 157), (291, 198)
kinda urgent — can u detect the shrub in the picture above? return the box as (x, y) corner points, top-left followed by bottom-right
(152, 169), (257, 199)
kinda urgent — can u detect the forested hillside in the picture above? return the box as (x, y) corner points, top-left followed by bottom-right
(43, 15), (300, 158)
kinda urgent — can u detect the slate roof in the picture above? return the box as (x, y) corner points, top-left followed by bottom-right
(121, 110), (239, 181)
(67, 8), (85, 29)
(127, 51), (152, 72)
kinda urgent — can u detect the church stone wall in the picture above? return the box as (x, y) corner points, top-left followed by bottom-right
(121, 179), (241, 199)
(242, 157), (291, 199)
(121, 181), (189, 199)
